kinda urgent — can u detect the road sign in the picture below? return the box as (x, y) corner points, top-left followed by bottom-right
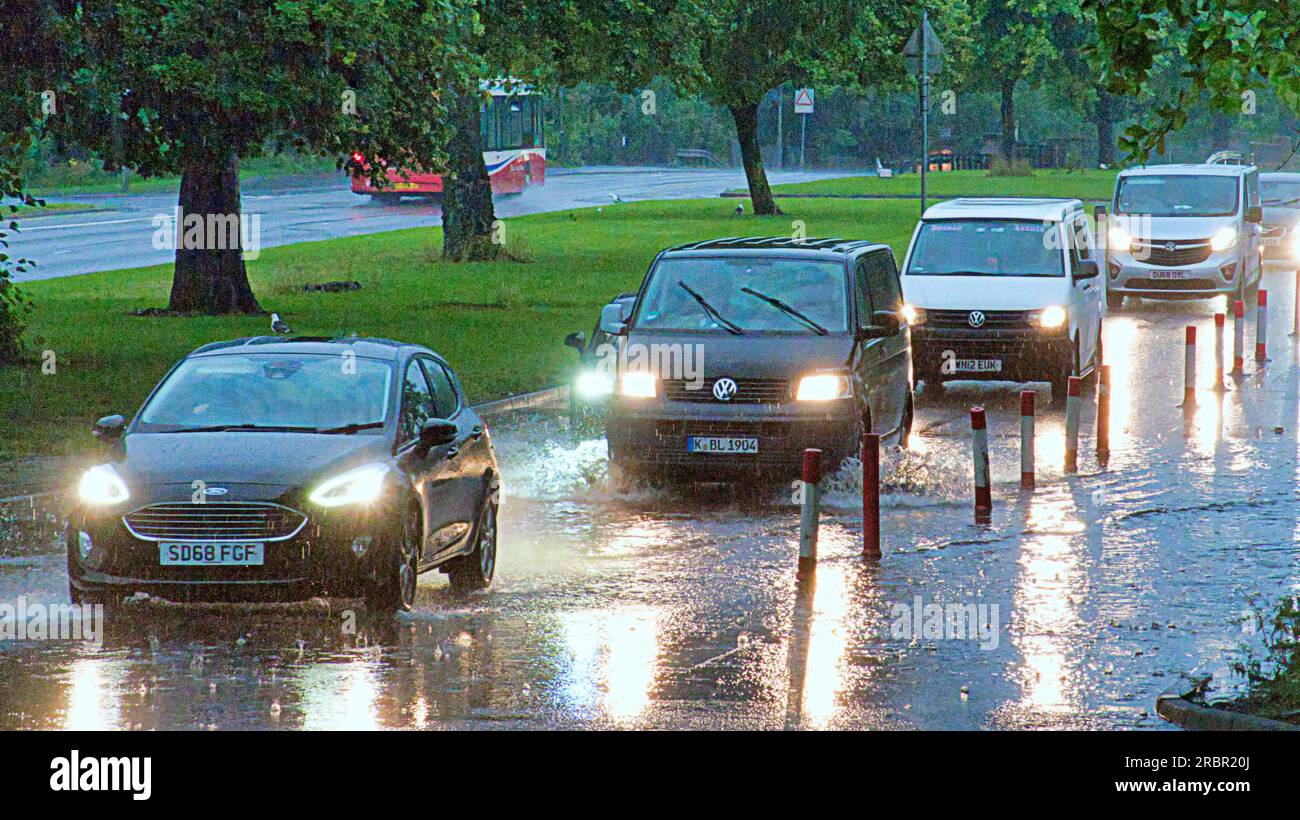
(903, 16), (944, 75)
(793, 88), (815, 115)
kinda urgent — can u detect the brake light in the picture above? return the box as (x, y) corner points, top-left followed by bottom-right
(350, 152), (364, 164)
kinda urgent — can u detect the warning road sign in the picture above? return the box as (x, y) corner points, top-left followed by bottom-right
(794, 88), (814, 115)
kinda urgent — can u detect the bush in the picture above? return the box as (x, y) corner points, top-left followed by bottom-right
(987, 157), (1034, 177)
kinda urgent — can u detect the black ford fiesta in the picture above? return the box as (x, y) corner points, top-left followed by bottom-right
(68, 336), (499, 613)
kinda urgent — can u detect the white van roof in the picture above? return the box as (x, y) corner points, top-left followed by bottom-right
(920, 197), (1083, 223)
(1119, 162), (1255, 178)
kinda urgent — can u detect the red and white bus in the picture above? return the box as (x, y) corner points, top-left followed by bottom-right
(351, 84), (546, 202)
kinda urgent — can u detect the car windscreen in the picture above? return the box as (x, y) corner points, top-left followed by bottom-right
(1262, 179), (1300, 207)
(905, 220), (1064, 277)
(1114, 174), (1239, 217)
(136, 354), (393, 432)
(634, 257), (848, 333)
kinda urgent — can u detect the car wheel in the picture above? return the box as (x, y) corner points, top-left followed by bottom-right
(449, 497), (497, 593)
(364, 504), (420, 615)
(1050, 337), (1080, 406)
(372, 193), (401, 205)
(899, 392), (914, 448)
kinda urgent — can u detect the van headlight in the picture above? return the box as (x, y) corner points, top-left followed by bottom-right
(575, 369), (614, 399)
(309, 463), (390, 508)
(795, 371), (852, 401)
(78, 464), (130, 506)
(1210, 227), (1238, 252)
(618, 371), (657, 398)
(1107, 224), (1133, 251)
(1290, 228), (1300, 256)
(900, 303), (926, 325)
(1037, 305), (1068, 329)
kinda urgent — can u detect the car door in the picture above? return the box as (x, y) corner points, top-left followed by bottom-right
(856, 250), (910, 436)
(394, 357), (459, 561)
(1244, 171), (1263, 282)
(1067, 213), (1101, 367)
(418, 357), (482, 561)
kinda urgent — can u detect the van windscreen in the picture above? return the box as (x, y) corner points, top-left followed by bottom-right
(906, 220), (1064, 278)
(1115, 174), (1239, 217)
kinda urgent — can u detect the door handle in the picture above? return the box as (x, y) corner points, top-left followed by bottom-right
(446, 445), (461, 459)
(469, 425), (484, 440)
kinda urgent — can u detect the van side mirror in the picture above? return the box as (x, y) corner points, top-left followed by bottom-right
(418, 418), (458, 449)
(858, 311), (902, 339)
(599, 303), (627, 335)
(1074, 260), (1101, 280)
(93, 414), (126, 440)
(1246, 205), (1263, 224)
(564, 331), (587, 354)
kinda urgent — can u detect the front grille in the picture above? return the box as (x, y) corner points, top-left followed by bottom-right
(925, 309), (1036, 330)
(662, 377), (790, 404)
(1132, 239), (1212, 267)
(654, 420), (792, 438)
(1124, 277), (1218, 291)
(123, 502), (307, 541)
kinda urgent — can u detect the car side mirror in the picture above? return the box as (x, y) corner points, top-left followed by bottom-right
(599, 303), (627, 335)
(858, 310), (902, 339)
(564, 331), (587, 354)
(1246, 205), (1263, 224)
(1073, 259), (1101, 280)
(418, 418), (458, 449)
(93, 414), (126, 441)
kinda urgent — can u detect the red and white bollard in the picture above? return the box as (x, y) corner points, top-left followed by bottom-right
(1183, 326), (1197, 406)
(970, 407), (992, 522)
(1064, 376), (1082, 473)
(1256, 289), (1269, 362)
(1213, 313), (1225, 391)
(1232, 298), (1245, 376)
(1019, 390), (1035, 490)
(798, 449), (821, 574)
(862, 431), (881, 559)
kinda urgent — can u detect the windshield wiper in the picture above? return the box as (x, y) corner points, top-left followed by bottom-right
(677, 280), (744, 335)
(163, 424), (323, 433)
(740, 286), (829, 335)
(317, 421), (385, 434)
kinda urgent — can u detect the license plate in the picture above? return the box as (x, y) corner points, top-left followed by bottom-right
(1151, 269), (1190, 279)
(687, 436), (758, 454)
(159, 543), (265, 566)
(954, 358), (1002, 373)
(393, 182), (419, 190)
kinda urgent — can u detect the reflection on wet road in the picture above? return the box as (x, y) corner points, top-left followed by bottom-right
(3, 268), (1300, 729)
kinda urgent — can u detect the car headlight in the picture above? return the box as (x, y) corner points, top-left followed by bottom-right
(795, 371), (852, 401)
(309, 463), (390, 508)
(900, 303), (926, 325)
(618, 370), (657, 398)
(1038, 305), (1067, 329)
(1107, 224), (1133, 251)
(1210, 227), (1238, 252)
(78, 464), (130, 506)
(1290, 228), (1300, 255)
(575, 368), (614, 399)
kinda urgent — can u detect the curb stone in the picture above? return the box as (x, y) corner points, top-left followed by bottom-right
(1156, 680), (1300, 731)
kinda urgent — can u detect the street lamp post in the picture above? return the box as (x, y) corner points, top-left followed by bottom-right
(903, 10), (944, 216)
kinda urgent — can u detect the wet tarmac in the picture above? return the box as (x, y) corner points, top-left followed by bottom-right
(3, 266), (1300, 729)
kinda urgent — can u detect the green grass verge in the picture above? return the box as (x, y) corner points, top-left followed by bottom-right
(27, 154), (341, 198)
(6, 202), (100, 218)
(762, 168), (1118, 201)
(0, 196), (921, 459)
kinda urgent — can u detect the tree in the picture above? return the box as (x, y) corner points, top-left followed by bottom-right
(42, 0), (472, 314)
(1086, 0), (1300, 161)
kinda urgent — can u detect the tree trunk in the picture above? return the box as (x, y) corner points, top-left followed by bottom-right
(441, 85), (500, 262)
(999, 79), (1016, 162)
(168, 154), (261, 314)
(730, 103), (781, 216)
(1095, 89), (1116, 168)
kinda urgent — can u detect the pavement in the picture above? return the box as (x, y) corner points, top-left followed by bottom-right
(3, 265), (1300, 729)
(7, 166), (858, 282)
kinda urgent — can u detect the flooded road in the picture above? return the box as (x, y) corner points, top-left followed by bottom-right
(3, 267), (1300, 730)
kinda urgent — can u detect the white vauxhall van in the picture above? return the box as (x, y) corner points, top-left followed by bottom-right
(899, 198), (1102, 403)
(1105, 163), (1263, 307)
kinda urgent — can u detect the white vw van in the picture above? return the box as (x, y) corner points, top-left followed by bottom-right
(899, 198), (1102, 403)
(1105, 163), (1263, 307)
